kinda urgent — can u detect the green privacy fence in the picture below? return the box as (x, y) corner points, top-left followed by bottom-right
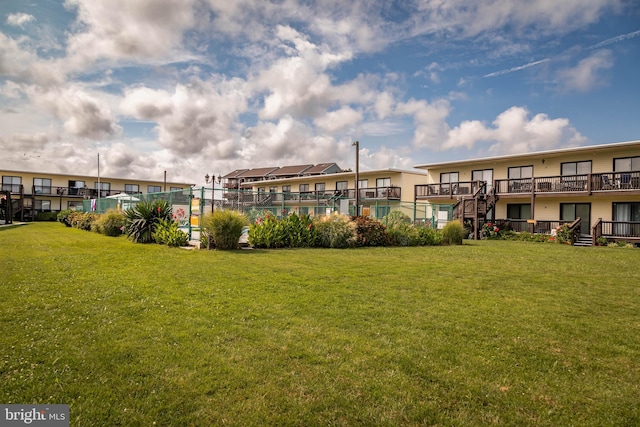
(84, 187), (454, 239)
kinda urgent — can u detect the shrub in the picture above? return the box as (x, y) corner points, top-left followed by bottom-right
(57, 210), (73, 227)
(154, 218), (189, 247)
(36, 212), (58, 221)
(387, 222), (418, 246)
(416, 226), (443, 246)
(381, 210), (412, 227)
(352, 216), (389, 247)
(441, 220), (465, 245)
(249, 212), (316, 249)
(481, 221), (501, 239)
(124, 200), (172, 243)
(93, 210), (126, 236)
(201, 210), (247, 250)
(69, 212), (98, 231)
(313, 212), (356, 249)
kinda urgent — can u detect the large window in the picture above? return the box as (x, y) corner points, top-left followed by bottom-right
(125, 184), (140, 193)
(507, 204), (531, 220)
(472, 169), (493, 191)
(299, 184), (310, 193)
(508, 166), (533, 179)
(68, 180), (85, 195)
(358, 179), (368, 189)
(614, 156), (640, 171)
(440, 172), (459, 183)
(336, 181), (348, 190)
(315, 183), (325, 194)
(148, 185), (161, 193)
(281, 185), (291, 193)
(34, 178), (52, 194)
(376, 177), (391, 188)
(95, 181), (110, 197)
(34, 200), (51, 211)
(613, 202), (640, 222)
(2, 176), (21, 193)
(561, 161), (591, 175)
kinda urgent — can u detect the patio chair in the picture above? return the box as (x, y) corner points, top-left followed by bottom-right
(601, 175), (615, 190)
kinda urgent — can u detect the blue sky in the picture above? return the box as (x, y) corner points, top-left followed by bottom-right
(1, 0), (639, 183)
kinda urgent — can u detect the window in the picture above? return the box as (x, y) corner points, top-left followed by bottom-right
(34, 178), (52, 194)
(440, 172), (459, 183)
(281, 185), (291, 193)
(299, 184), (309, 192)
(376, 177), (391, 188)
(472, 169), (493, 191)
(358, 179), (368, 189)
(561, 161), (591, 175)
(148, 185), (161, 193)
(613, 202), (640, 222)
(67, 201), (83, 210)
(2, 176), (21, 193)
(95, 182), (110, 197)
(507, 204), (531, 220)
(560, 203), (591, 235)
(508, 166), (533, 179)
(68, 180), (85, 195)
(34, 200), (51, 211)
(315, 183), (325, 193)
(613, 202), (640, 235)
(269, 186), (277, 193)
(169, 187), (183, 191)
(125, 184), (140, 193)
(614, 156), (640, 171)
(335, 181), (348, 190)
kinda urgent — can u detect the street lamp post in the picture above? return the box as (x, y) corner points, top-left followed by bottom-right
(205, 174), (222, 213)
(352, 141), (359, 216)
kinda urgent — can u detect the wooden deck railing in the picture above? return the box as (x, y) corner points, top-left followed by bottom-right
(592, 218), (640, 244)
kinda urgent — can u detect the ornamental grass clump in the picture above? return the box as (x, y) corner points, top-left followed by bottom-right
(201, 210), (247, 250)
(441, 220), (465, 245)
(249, 212), (316, 249)
(313, 212), (356, 248)
(93, 209), (126, 236)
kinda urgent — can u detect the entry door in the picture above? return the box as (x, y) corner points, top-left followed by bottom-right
(560, 203), (591, 235)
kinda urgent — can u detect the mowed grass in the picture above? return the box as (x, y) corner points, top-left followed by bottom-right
(1, 223), (639, 426)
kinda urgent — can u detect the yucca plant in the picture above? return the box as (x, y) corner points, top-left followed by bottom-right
(124, 200), (172, 243)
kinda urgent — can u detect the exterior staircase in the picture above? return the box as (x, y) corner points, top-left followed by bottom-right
(573, 234), (593, 247)
(452, 183), (498, 239)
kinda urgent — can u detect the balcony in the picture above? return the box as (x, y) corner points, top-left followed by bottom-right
(415, 181), (485, 199)
(416, 172), (640, 200)
(224, 187), (402, 203)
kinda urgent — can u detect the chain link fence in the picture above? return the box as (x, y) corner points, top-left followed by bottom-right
(84, 187), (454, 239)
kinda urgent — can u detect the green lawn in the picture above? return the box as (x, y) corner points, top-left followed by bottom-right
(1, 222), (639, 426)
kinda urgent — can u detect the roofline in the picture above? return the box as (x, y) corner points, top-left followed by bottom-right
(413, 139), (640, 169)
(239, 168), (428, 186)
(0, 168), (194, 186)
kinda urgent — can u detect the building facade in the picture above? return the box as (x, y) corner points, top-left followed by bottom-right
(414, 140), (640, 243)
(0, 169), (193, 222)
(224, 166), (430, 221)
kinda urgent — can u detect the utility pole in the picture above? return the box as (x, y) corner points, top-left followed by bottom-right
(352, 141), (359, 216)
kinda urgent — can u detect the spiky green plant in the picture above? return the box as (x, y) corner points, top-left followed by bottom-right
(201, 210), (248, 250)
(124, 200), (172, 243)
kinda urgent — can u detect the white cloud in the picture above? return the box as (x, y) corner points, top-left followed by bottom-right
(394, 98), (452, 148)
(62, 0), (197, 70)
(314, 107), (363, 134)
(6, 13), (35, 27)
(444, 106), (587, 154)
(555, 49), (614, 92)
(120, 79), (247, 156)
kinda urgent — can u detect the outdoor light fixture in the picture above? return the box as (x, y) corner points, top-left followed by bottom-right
(352, 141), (359, 216)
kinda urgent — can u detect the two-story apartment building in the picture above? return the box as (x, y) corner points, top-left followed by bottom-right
(414, 140), (640, 243)
(0, 169), (193, 223)
(230, 166), (429, 220)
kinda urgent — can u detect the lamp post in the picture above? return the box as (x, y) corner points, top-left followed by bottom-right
(352, 141), (359, 216)
(205, 173), (222, 213)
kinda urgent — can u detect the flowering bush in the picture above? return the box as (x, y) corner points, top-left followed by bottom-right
(352, 216), (390, 247)
(555, 224), (572, 244)
(481, 222), (501, 239)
